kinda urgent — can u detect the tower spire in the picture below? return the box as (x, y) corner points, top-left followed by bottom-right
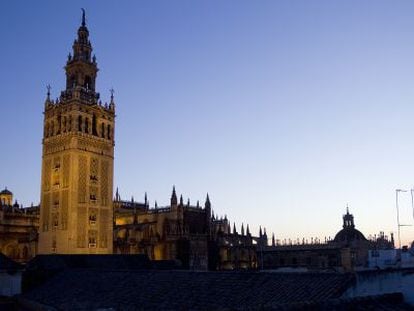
(204, 193), (211, 209)
(171, 186), (177, 206)
(81, 8), (86, 27)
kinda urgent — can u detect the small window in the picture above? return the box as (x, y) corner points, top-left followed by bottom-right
(89, 212), (97, 225)
(88, 231), (97, 248)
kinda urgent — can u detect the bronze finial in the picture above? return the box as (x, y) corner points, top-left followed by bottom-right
(46, 84), (51, 99)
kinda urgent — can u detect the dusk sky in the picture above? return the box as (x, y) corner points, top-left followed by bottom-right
(1, 1), (414, 245)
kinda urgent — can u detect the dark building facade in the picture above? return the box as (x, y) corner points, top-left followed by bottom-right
(258, 209), (394, 271)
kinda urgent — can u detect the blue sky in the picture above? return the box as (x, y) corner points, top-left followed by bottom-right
(1, 1), (414, 245)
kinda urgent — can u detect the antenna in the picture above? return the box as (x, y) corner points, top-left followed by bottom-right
(411, 189), (414, 220)
(395, 189), (413, 249)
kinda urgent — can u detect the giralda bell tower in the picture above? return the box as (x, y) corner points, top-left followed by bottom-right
(39, 11), (115, 254)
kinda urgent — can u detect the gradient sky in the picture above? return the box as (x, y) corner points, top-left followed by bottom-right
(1, 1), (414, 245)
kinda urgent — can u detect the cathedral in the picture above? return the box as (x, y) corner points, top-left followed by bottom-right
(0, 11), (257, 270)
(113, 187), (258, 270)
(0, 12), (395, 272)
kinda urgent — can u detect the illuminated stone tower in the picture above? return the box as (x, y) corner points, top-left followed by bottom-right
(38, 11), (115, 254)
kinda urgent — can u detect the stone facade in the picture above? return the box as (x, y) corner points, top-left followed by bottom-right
(0, 189), (39, 263)
(38, 11), (114, 254)
(113, 188), (258, 270)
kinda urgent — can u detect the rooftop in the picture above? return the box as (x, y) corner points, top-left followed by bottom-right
(22, 269), (354, 310)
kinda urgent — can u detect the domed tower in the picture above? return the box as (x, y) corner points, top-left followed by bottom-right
(39, 11), (115, 254)
(0, 188), (13, 206)
(333, 207), (367, 246)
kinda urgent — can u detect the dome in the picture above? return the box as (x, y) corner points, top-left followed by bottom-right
(0, 188), (12, 195)
(333, 208), (367, 245)
(334, 227), (367, 244)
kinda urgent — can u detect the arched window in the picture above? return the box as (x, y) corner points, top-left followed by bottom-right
(107, 124), (111, 140)
(78, 115), (83, 132)
(92, 114), (97, 136)
(84, 76), (92, 90)
(85, 118), (89, 134)
(101, 123), (105, 138)
(51, 122), (55, 136)
(68, 115), (72, 132)
(57, 116), (62, 134)
(67, 75), (76, 89)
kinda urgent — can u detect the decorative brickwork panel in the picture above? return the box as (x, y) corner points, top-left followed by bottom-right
(77, 156), (88, 248)
(77, 204), (87, 248)
(62, 154), (70, 188)
(99, 209), (109, 248)
(90, 157), (98, 183)
(42, 193), (50, 232)
(100, 160), (109, 206)
(43, 159), (52, 191)
(61, 190), (68, 230)
(78, 155), (87, 203)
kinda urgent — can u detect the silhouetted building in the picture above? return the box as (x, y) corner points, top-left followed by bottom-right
(209, 221), (258, 270)
(259, 209), (394, 271)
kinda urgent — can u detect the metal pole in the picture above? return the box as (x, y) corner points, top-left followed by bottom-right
(411, 189), (414, 221)
(396, 190), (401, 249)
(396, 189), (408, 249)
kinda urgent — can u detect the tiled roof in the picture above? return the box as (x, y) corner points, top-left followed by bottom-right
(22, 270), (355, 310)
(26, 254), (152, 271)
(296, 292), (414, 311)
